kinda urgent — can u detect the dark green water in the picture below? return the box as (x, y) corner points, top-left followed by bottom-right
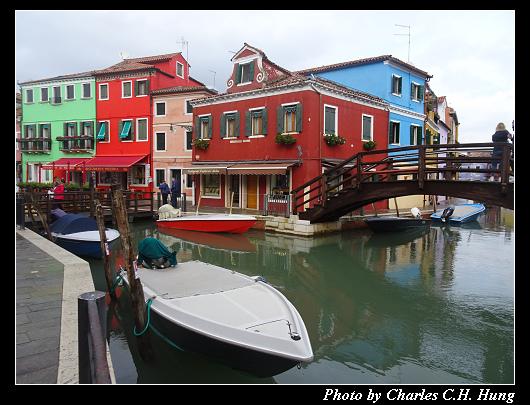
(87, 207), (514, 384)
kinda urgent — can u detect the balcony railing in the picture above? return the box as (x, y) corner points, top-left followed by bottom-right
(16, 138), (52, 153)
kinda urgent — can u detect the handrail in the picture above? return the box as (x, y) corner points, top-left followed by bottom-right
(291, 142), (513, 216)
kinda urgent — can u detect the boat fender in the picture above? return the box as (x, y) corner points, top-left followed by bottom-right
(441, 205), (455, 223)
(254, 276), (267, 284)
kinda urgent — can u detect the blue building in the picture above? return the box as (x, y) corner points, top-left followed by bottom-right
(297, 55), (432, 154)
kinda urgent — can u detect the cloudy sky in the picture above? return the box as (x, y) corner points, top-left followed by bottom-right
(15, 10), (514, 143)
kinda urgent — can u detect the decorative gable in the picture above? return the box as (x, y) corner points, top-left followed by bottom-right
(226, 43), (290, 94)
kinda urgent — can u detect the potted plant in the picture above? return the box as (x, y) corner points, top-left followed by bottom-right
(275, 133), (296, 145)
(323, 134), (346, 146)
(362, 140), (378, 150)
(193, 139), (210, 150)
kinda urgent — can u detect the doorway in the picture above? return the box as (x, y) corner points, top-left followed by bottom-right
(230, 175), (240, 207)
(246, 175), (258, 209)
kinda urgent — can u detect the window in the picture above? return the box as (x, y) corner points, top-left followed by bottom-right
(119, 120), (134, 140)
(391, 74), (402, 95)
(277, 103), (303, 134)
(185, 130), (193, 151)
(176, 62), (184, 78)
(245, 108), (268, 137)
(39, 123), (51, 138)
(195, 115), (212, 140)
(131, 165), (146, 186)
(389, 121), (400, 144)
(220, 112), (239, 138)
(52, 86), (61, 104)
(97, 121), (109, 142)
(185, 99), (193, 114)
(25, 89), (34, 103)
(411, 82), (424, 102)
(202, 174), (220, 197)
(66, 122), (77, 136)
(410, 125), (422, 146)
(24, 124), (35, 138)
(155, 169), (165, 187)
(137, 118), (148, 141)
(324, 105), (337, 135)
(122, 81), (132, 98)
(99, 83), (109, 100)
(82, 83), (91, 98)
(155, 101), (166, 116)
(135, 80), (149, 96)
(362, 114), (373, 141)
(66, 85), (75, 100)
(155, 132), (166, 151)
(40, 87), (49, 103)
(235, 61), (254, 84)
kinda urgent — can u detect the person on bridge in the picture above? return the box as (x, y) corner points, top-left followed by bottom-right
(490, 123), (513, 181)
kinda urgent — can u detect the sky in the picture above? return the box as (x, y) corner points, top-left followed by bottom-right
(15, 10), (515, 143)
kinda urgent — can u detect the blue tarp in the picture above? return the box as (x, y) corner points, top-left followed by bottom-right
(137, 237), (178, 267)
(49, 214), (99, 235)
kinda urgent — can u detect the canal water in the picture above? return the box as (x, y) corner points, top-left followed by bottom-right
(86, 206), (514, 384)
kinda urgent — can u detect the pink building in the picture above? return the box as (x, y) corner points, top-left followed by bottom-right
(151, 85), (217, 202)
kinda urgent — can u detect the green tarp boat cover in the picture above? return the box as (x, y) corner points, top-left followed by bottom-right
(137, 237), (177, 268)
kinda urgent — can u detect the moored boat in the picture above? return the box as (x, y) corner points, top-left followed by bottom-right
(365, 207), (431, 233)
(430, 203), (485, 223)
(49, 214), (120, 259)
(157, 213), (257, 234)
(121, 260), (313, 377)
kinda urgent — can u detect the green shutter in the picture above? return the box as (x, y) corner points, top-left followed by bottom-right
(235, 64), (242, 84)
(195, 117), (201, 139)
(410, 82), (415, 99)
(389, 122), (394, 144)
(418, 85), (424, 101)
(220, 113), (226, 138)
(398, 77), (402, 94)
(234, 111), (240, 138)
(249, 61), (255, 82)
(296, 103), (303, 132)
(417, 126), (422, 146)
(277, 105), (284, 134)
(261, 108), (268, 135)
(245, 111), (251, 137)
(410, 125), (415, 145)
(208, 115), (213, 139)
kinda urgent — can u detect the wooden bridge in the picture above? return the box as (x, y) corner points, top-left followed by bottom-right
(292, 142), (514, 223)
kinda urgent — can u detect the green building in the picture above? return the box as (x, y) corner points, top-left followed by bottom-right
(18, 71), (96, 185)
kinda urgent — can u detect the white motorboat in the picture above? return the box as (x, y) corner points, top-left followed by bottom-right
(122, 260), (313, 377)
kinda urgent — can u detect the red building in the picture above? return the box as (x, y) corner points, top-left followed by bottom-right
(89, 52), (203, 191)
(187, 44), (389, 213)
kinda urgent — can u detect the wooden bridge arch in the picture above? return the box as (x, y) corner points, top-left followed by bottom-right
(291, 143), (514, 223)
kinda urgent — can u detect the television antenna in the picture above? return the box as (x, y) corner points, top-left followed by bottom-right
(394, 24), (410, 63)
(176, 36), (189, 82)
(118, 50), (129, 61)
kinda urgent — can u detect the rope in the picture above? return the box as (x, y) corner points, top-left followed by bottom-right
(109, 274), (123, 296)
(133, 298), (153, 336)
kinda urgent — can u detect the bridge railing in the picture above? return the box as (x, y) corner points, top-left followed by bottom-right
(291, 142), (513, 215)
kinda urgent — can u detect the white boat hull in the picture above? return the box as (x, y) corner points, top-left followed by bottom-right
(123, 260), (313, 377)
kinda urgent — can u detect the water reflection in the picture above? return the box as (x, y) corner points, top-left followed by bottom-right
(90, 207), (513, 384)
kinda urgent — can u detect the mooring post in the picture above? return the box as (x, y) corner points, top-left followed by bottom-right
(78, 291), (111, 384)
(94, 199), (115, 300)
(111, 186), (154, 361)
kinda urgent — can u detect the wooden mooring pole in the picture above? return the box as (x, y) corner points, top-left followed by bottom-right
(94, 199), (116, 300)
(111, 186), (154, 361)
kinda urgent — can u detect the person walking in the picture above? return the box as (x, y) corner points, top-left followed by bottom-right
(171, 177), (181, 208)
(490, 123), (513, 181)
(159, 180), (170, 205)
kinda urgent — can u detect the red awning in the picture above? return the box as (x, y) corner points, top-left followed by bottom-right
(82, 155), (147, 172)
(42, 158), (92, 171)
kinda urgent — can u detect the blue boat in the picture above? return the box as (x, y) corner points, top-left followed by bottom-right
(430, 203), (485, 224)
(49, 214), (120, 259)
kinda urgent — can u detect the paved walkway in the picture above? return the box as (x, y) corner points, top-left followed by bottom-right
(16, 233), (64, 383)
(15, 228), (114, 384)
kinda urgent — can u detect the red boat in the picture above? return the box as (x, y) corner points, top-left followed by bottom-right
(157, 214), (257, 234)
